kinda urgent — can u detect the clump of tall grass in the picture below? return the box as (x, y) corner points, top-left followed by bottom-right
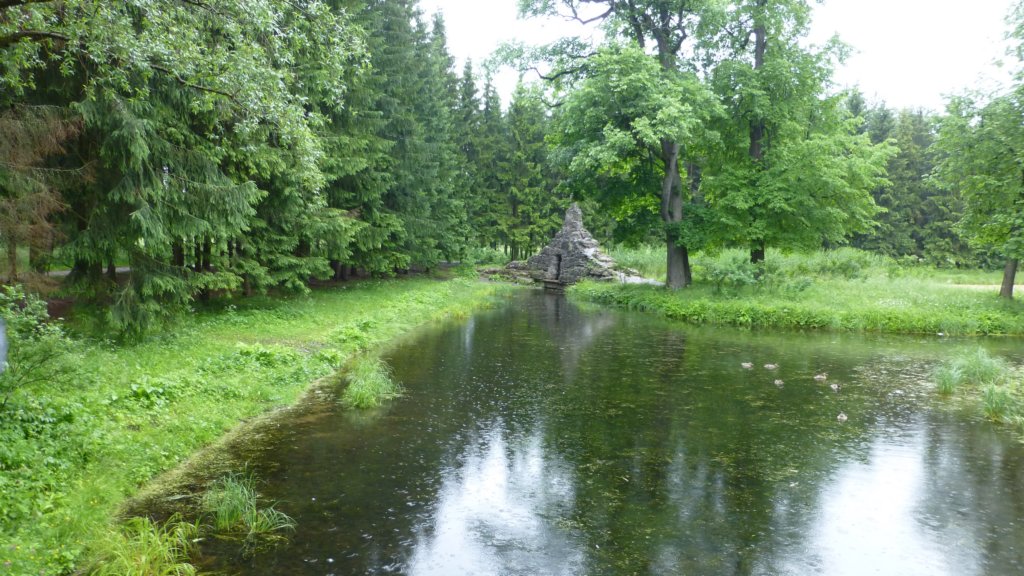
(933, 348), (1009, 395)
(982, 385), (1015, 421)
(934, 365), (963, 395)
(202, 473), (295, 555)
(90, 515), (198, 576)
(607, 244), (666, 281)
(932, 349), (1024, 425)
(340, 356), (402, 409)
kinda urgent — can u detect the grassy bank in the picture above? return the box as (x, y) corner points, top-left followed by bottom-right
(576, 248), (1024, 335)
(0, 277), (507, 575)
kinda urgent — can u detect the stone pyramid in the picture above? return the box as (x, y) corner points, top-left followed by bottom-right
(527, 203), (617, 284)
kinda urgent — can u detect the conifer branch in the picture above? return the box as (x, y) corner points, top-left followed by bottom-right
(0, 0), (55, 10)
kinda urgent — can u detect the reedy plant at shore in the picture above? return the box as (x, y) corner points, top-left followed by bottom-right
(340, 356), (402, 409)
(202, 473), (295, 556)
(89, 515), (198, 576)
(932, 349), (1023, 429)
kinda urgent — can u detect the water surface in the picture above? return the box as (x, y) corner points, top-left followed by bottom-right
(199, 291), (1024, 575)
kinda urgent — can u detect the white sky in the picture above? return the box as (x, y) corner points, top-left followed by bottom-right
(418, 0), (1018, 112)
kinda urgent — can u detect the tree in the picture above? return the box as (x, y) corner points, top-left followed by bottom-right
(520, 0), (722, 288)
(852, 103), (976, 266)
(2, 0), (365, 335)
(0, 106), (79, 279)
(504, 83), (567, 259)
(703, 0), (894, 262)
(933, 93), (1024, 298)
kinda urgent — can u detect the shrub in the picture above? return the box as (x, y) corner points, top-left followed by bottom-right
(697, 251), (758, 294)
(0, 284), (75, 411)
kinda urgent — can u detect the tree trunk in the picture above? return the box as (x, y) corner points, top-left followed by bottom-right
(172, 242), (185, 268)
(750, 242), (765, 265)
(748, 6), (767, 263)
(666, 239), (689, 288)
(1000, 258), (1018, 299)
(29, 241), (48, 273)
(5, 238), (17, 281)
(661, 139), (690, 289)
(202, 240), (212, 272)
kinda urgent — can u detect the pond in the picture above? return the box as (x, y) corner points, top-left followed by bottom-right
(193, 290), (1024, 575)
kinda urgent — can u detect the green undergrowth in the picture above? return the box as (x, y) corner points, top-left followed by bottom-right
(932, 349), (1024, 431)
(0, 277), (508, 575)
(607, 245), (1006, 289)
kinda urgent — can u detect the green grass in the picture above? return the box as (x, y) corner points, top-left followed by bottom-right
(88, 515), (198, 576)
(607, 244), (666, 280)
(931, 349), (1024, 428)
(0, 277), (510, 575)
(574, 248), (1024, 336)
(340, 356), (402, 409)
(202, 473), (295, 555)
(203, 474), (261, 533)
(935, 365), (963, 395)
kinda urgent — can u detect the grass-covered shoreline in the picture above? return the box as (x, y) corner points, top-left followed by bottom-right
(581, 247), (1024, 336)
(572, 279), (1024, 335)
(0, 277), (507, 575)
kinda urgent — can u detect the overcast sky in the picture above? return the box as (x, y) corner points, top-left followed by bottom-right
(418, 0), (1018, 112)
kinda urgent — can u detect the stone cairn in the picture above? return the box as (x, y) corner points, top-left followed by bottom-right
(526, 203), (616, 285)
(511, 203), (659, 288)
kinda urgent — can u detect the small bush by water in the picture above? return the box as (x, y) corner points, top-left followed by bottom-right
(341, 356), (402, 409)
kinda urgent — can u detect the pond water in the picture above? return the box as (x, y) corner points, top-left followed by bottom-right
(196, 291), (1024, 575)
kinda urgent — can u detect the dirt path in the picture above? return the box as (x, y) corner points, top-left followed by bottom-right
(951, 284), (1024, 292)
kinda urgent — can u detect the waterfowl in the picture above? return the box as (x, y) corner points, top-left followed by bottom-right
(837, 412), (848, 422)
(830, 383), (840, 392)
(774, 379), (784, 386)
(741, 362), (754, 369)
(764, 363), (779, 370)
(814, 373), (828, 381)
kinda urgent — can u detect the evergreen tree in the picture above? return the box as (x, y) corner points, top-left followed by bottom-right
(504, 83), (567, 259)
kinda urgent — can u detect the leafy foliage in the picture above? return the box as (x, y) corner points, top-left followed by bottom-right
(0, 284), (74, 410)
(933, 94), (1024, 275)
